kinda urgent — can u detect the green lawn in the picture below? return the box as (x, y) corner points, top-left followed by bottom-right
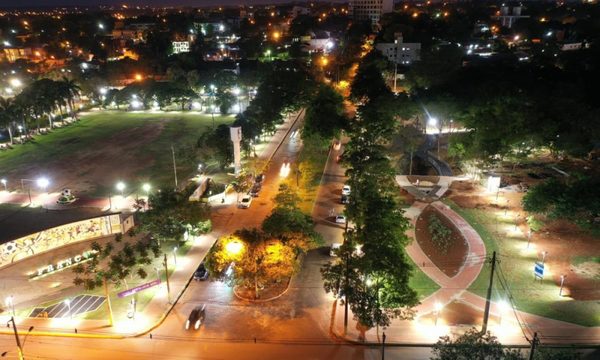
(407, 255), (441, 301)
(0, 111), (232, 195)
(444, 199), (600, 327)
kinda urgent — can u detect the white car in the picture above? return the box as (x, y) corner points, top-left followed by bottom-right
(342, 185), (351, 196)
(330, 243), (342, 257)
(335, 215), (347, 224)
(239, 195), (252, 208)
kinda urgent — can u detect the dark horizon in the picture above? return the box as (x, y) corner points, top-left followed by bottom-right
(0, 0), (346, 9)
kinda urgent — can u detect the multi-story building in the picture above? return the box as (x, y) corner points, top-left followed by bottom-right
(349, 0), (394, 25)
(375, 33), (421, 65)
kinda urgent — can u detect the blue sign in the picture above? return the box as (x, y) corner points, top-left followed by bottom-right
(534, 262), (544, 278)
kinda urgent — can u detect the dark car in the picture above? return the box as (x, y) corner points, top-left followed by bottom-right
(340, 195), (349, 204)
(250, 183), (261, 197)
(193, 263), (209, 281)
(255, 173), (265, 184)
(185, 304), (206, 330)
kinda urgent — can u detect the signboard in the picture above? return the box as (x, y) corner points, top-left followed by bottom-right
(117, 279), (161, 298)
(31, 250), (97, 279)
(534, 262), (544, 279)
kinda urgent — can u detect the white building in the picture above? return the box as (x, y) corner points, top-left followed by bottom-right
(172, 41), (190, 54)
(494, 4), (529, 29)
(375, 33), (421, 65)
(349, 0), (394, 25)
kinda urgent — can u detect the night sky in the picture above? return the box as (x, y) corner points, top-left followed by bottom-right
(0, 0), (337, 8)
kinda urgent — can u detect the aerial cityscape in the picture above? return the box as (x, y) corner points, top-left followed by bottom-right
(0, 0), (598, 359)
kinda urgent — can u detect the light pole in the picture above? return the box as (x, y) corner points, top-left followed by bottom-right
(6, 317), (33, 360)
(36, 177), (49, 209)
(173, 247), (178, 266)
(434, 302), (443, 326)
(1, 178), (6, 191)
(541, 251), (548, 264)
(559, 275), (566, 296)
(142, 183), (151, 211)
(116, 181), (125, 197)
(5, 296), (15, 317)
(428, 117), (440, 158)
(232, 87), (241, 114)
(209, 84), (216, 129)
(64, 299), (72, 319)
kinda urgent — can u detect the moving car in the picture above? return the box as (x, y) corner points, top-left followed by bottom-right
(255, 173), (265, 184)
(193, 263), (208, 281)
(239, 194), (252, 208)
(342, 185), (351, 196)
(185, 304), (206, 330)
(335, 215), (347, 224)
(330, 243), (342, 257)
(249, 183), (261, 197)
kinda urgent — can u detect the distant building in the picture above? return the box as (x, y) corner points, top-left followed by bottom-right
(375, 33), (421, 65)
(493, 4), (529, 29)
(1, 46), (45, 63)
(349, 0), (394, 25)
(300, 31), (335, 53)
(172, 41), (190, 54)
(291, 6), (310, 18)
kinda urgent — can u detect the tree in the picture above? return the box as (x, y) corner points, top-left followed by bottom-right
(303, 84), (348, 140)
(0, 97), (15, 144)
(431, 328), (524, 360)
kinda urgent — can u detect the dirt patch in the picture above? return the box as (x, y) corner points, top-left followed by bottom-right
(448, 195), (486, 209)
(13, 121), (166, 194)
(415, 206), (469, 277)
(407, 175), (440, 185)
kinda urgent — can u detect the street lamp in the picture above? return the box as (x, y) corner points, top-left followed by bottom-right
(225, 240), (243, 256)
(559, 275), (566, 296)
(142, 183), (151, 194)
(434, 302), (443, 326)
(428, 117), (441, 157)
(1, 178), (6, 191)
(232, 87), (241, 114)
(5, 296), (15, 317)
(116, 181), (126, 196)
(173, 247), (178, 266)
(64, 299), (72, 319)
(37, 177), (49, 191)
(498, 300), (509, 326)
(9, 78), (22, 88)
(209, 84), (216, 129)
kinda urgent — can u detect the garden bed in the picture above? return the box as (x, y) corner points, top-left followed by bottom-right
(415, 206), (469, 277)
(233, 278), (290, 302)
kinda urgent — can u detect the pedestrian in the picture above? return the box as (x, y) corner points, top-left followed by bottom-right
(75, 328), (78, 334)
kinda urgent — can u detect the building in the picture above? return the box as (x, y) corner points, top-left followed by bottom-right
(493, 4), (529, 29)
(375, 33), (421, 65)
(172, 41), (190, 54)
(349, 0), (394, 25)
(1, 46), (46, 63)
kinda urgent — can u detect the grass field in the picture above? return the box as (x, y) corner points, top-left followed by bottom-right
(444, 199), (600, 327)
(407, 255), (441, 301)
(0, 111), (232, 196)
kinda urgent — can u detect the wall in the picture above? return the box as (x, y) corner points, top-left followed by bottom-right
(0, 214), (123, 269)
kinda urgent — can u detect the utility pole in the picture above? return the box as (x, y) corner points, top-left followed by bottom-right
(482, 251), (497, 334)
(8, 317), (24, 360)
(171, 145), (178, 189)
(381, 332), (386, 360)
(528, 332), (539, 360)
(163, 254), (171, 303)
(103, 277), (114, 327)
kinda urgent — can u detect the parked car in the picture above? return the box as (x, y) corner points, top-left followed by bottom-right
(330, 243), (342, 257)
(193, 263), (208, 281)
(255, 173), (266, 184)
(342, 185), (351, 196)
(340, 194), (349, 204)
(335, 215), (347, 224)
(239, 194), (252, 208)
(185, 304), (206, 330)
(250, 183), (261, 197)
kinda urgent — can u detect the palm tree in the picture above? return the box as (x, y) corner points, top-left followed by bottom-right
(60, 77), (81, 119)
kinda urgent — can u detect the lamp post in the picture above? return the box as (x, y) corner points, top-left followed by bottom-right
(64, 299), (72, 319)
(116, 181), (125, 197)
(5, 296), (15, 317)
(434, 302), (443, 326)
(541, 251), (548, 264)
(232, 87), (241, 114)
(1, 178), (6, 191)
(142, 183), (151, 211)
(559, 275), (566, 296)
(209, 84), (216, 129)
(173, 247), (178, 266)
(6, 316), (33, 360)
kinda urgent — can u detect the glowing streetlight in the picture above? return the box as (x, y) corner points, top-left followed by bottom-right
(320, 56), (329, 67)
(37, 177), (49, 191)
(116, 181), (126, 196)
(498, 300), (509, 326)
(5, 295), (15, 316)
(142, 183), (151, 194)
(434, 302), (443, 326)
(64, 298), (72, 319)
(272, 31), (280, 41)
(98, 23), (104, 30)
(225, 240), (243, 256)
(1, 178), (7, 191)
(9, 78), (22, 88)
(173, 247), (178, 266)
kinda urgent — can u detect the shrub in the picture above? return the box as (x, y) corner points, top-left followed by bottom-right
(428, 214), (452, 254)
